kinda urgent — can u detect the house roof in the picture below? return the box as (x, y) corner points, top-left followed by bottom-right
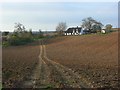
(65, 27), (82, 33)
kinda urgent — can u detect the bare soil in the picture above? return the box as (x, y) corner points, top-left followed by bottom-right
(46, 32), (119, 88)
(2, 32), (119, 88)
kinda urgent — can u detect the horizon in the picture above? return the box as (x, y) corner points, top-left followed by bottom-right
(0, 2), (118, 32)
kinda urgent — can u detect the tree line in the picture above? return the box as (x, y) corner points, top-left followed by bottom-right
(2, 17), (113, 46)
(56, 17), (113, 35)
(2, 23), (44, 46)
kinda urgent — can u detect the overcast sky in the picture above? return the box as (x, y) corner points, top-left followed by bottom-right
(0, 0), (118, 31)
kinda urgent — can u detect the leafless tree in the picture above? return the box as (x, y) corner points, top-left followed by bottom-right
(82, 17), (103, 31)
(56, 22), (67, 35)
(14, 23), (26, 33)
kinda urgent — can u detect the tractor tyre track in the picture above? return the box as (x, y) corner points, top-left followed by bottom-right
(41, 40), (92, 88)
(23, 40), (92, 88)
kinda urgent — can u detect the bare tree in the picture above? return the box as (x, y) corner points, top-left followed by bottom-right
(56, 22), (67, 35)
(82, 17), (103, 32)
(14, 23), (26, 33)
(82, 17), (93, 29)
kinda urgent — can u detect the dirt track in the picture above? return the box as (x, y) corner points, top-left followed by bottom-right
(23, 40), (93, 88)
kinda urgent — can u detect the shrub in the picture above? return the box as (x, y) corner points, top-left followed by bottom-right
(2, 41), (10, 47)
(8, 33), (33, 46)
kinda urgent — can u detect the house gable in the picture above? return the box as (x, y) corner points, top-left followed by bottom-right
(65, 27), (82, 35)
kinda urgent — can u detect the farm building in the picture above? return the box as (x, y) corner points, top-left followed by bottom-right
(64, 26), (91, 35)
(64, 26), (106, 36)
(64, 26), (82, 35)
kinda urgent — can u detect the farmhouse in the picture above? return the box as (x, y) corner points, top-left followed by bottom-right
(64, 26), (82, 35)
(64, 26), (105, 35)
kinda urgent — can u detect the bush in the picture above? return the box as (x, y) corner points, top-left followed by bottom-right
(8, 33), (33, 46)
(3, 30), (45, 46)
(2, 41), (10, 47)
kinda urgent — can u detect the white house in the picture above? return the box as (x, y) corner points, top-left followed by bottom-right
(64, 25), (104, 35)
(64, 26), (82, 35)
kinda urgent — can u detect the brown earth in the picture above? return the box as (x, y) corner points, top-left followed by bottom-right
(2, 32), (119, 88)
(46, 32), (119, 88)
(22, 41), (91, 88)
(2, 41), (40, 88)
(3, 40), (90, 88)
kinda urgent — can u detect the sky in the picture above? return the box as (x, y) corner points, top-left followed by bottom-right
(0, 0), (119, 31)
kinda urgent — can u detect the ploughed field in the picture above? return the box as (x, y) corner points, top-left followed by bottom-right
(3, 40), (92, 88)
(46, 32), (118, 88)
(2, 42), (40, 88)
(2, 32), (119, 88)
